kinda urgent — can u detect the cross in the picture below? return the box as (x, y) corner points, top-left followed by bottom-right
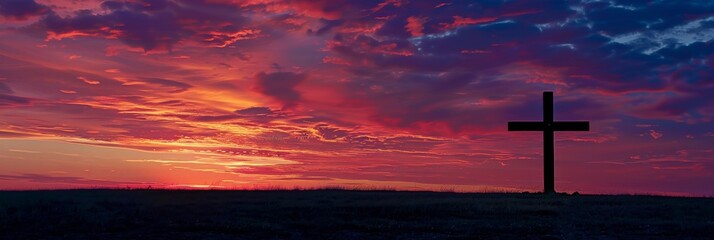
(508, 91), (589, 194)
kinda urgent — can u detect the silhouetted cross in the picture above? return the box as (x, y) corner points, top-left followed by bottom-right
(508, 91), (589, 194)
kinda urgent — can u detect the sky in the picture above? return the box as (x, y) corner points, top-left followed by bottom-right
(0, 0), (712, 195)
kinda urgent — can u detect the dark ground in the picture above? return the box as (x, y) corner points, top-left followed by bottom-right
(0, 190), (712, 239)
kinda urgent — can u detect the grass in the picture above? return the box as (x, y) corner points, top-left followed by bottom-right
(0, 189), (712, 239)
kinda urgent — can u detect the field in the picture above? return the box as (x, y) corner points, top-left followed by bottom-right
(0, 190), (712, 239)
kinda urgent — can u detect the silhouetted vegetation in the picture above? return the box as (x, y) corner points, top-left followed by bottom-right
(0, 190), (712, 239)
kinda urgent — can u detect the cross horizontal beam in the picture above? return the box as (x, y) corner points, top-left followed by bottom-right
(508, 122), (543, 131)
(508, 121), (590, 131)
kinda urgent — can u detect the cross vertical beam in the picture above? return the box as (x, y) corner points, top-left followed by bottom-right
(543, 92), (555, 194)
(508, 92), (590, 194)
(544, 92), (553, 123)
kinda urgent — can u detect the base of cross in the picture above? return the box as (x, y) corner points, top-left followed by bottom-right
(541, 192), (578, 197)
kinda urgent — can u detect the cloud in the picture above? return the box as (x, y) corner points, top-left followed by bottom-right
(253, 71), (306, 109)
(0, 173), (141, 185)
(0, 94), (31, 106)
(140, 78), (193, 93)
(33, 0), (254, 51)
(312, 18), (344, 36)
(649, 130), (663, 140)
(310, 0), (714, 127)
(314, 124), (350, 140)
(0, 82), (14, 94)
(39, 8), (181, 51)
(0, 0), (48, 20)
(585, 1), (714, 35)
(257, 0), (383, 20)
(236, 106), (275, 115)
(0, 130), (35, 138)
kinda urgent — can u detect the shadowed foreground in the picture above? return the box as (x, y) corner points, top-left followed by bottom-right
(0, 190), (712, 239)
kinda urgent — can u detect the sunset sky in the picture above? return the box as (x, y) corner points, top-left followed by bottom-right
(0, 0), (712, 195)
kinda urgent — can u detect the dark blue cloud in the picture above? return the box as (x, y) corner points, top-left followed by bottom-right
(584, 1), (714, 34)
(0, 0), (47, 20)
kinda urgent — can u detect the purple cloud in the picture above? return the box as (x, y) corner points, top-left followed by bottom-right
(253, 71), (306, 109)
(0, 0), (47, 20)
(33, 0), (253, 51)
